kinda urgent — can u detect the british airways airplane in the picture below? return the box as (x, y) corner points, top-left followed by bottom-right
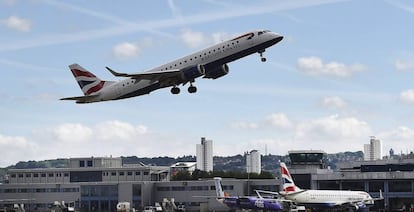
(278, 162), (383, 211)
(213, 177), (285, 211)
(61, 30), (283, 103)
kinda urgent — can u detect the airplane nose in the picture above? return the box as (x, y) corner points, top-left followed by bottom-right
(272, 33), (283, 43)
(269, 32), (283, 42)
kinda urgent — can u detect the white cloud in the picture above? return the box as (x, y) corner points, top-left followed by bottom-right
(247, 138), (291, 155)
(0, 16), (31, 32)
(180, 28), (207, 48)
(211, 32), (232, 44)
(400, 89), (414, 104)
(0, 1), (344, 52)
(112, 42), (140, 60)
(95, 120), (148, 141)
(0, 134), (38, 167)
(296, 114), (371, 138)
(179, 29), (232, 48)
(112, 38), (153, 60)
(378, 126), (414, 154)
(297, 56), (367, 78)
(395, 59), (414, 71)
(379, 126), (414, 141)
(3, 117), (413, 167)
(295, 115), (372, 152)
(265, 113), (293, 129)
(321, 96), (347, 109)
(51, 123), (93, 143)
(1, 120), (199, 167)
(230, 121), (258, 130)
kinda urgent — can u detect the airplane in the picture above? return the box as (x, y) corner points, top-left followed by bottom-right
(276, 162), (383, 211)
(61, 30), (283, 103)
(213, 177), (285, 211)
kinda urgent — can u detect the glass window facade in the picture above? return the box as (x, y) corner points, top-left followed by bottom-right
(319, 181), (340, 190)
(70, 171), (102, 183)
(342, 181), (365, 191)
(369, 181), (384, 192)
(81, 185), (118, 212)
(389, 180), (412, 192)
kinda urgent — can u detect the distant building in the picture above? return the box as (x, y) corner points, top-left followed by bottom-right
(246, 150), (261, 174)
(0, 156), (169, 211)
(196, 137), (213, 172)
(170, 162), (197, 176)
(364, 136), (383, 160)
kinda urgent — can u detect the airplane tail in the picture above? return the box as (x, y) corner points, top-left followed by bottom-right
(214, 177), (225, 198)
(280, 162), (301, 194)
(68, 63), (109, 95)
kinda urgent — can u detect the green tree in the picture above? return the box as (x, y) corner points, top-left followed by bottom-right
(171, 170), (192, 181)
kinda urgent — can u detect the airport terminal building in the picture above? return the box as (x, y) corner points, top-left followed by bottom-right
(1, 153), (414, 211)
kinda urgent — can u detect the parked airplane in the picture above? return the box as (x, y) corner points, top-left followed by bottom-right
(61, 30), (283, 103)
(278, 162), (383, 211)
(213, 177), (285, 211)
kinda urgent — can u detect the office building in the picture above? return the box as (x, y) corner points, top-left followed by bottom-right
(196, 137), (213, 172)
(286, 150), (414, 211)
(364, 136), (383, 160)
(246, 150), (261, 174)
(1, 152), (414, 211)
(0, 157), (169, 211)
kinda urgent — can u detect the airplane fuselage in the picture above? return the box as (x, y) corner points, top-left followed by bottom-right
(285, 190), (374, 209)
(64, 30), (283, 103)
(221, 196), (283, 211)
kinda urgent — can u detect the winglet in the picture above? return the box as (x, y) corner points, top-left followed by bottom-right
(106, 66), (129, 77)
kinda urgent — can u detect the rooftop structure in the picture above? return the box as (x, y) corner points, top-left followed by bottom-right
(170, 162), (197, 176)
(288, 150), (327, 169)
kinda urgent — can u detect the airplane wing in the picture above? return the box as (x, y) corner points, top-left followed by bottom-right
(106, 66), (182, 83)
(255, 190), (281, 197)
(60, 94), (99, 101)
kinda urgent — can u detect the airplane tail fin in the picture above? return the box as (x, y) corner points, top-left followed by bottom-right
(214, 177), (225, 198)
(68, 63), (109, 95)
(280, 162), (301, 194)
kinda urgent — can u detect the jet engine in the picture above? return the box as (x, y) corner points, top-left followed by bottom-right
(353, 205), (359, 211)
(204, 64), (229, 79)
(181, 64), (205, 81)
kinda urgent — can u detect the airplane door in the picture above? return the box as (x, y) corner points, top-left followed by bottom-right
(247, 32), (255, 46)
(115, 84), (122, 96)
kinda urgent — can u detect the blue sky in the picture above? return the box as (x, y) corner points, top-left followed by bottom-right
(1, 0), (414, 167)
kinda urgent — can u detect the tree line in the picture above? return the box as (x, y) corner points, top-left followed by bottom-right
(171, 169), (275, 181)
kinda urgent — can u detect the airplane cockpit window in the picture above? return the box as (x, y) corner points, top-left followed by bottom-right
(258, 30), (270, 36)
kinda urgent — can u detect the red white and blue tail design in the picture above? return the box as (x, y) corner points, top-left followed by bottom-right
(69, 63), (107, 95)
(280, 162), (301, 193)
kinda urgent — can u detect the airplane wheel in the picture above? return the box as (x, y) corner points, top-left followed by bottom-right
(188, 86), (197, 93)
(171, 87), (180, 94)
(261, 57), (267, 62)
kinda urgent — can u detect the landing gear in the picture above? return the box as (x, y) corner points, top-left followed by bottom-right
(188, 85), (197, 93)
(170, 85), (197, 94)
(171, 86), (180, 94)
(259, 50), (266, 62)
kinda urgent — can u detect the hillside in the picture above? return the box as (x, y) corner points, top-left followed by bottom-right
(0, 151), (363, 182)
